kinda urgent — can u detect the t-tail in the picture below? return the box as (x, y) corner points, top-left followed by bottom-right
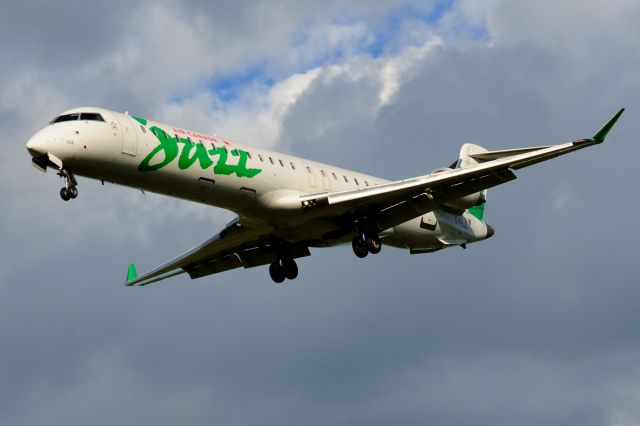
(457, 143), (490, 220)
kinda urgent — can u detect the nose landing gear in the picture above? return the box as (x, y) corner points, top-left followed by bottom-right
(59, 186), (78, 201)
(57, 169), (78, 201)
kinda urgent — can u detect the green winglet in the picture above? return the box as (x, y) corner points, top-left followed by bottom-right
(592, 108), (625, 143)
(127, 263), (138, 282)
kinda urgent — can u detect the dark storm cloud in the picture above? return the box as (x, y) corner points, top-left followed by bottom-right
(1, 1), (640, 425)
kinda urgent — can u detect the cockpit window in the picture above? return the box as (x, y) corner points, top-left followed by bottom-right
(51, 112), (105, 124)
(80, 113), (105, 122)
(52, 113), (79, 123)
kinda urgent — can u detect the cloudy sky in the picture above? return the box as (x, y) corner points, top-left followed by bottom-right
(1, 0), (639, 424)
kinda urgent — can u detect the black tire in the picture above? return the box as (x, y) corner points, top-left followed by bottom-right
(365, 235), (382, 254)
(269, 261), (285, 283)
(69, 186), (78, 199)
(60, 187), (70, 201)
(282, 258), (298, 280)
(352, 236), (368, 258)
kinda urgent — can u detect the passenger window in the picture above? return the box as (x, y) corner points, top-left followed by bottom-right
(320, 169), (326, 177)
(354, 178), (359, 186)
(343, 175), (348, 183)
(279, 159), (284, 167)
(269, 157), (274, 165)
(258, 154), (264, 162)
(290, 162), (296, 170)
(140, 125), (146, 134)
(306, 166), (312, 174)
(247, 151), (252, 159)
(332, 172), (337, 180)
(365, 180), (369, 187)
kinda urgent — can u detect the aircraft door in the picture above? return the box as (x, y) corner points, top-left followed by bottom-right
(117, 115), (138, 156)
(321, 169), (331, 191)
(306, 166), (317, 188)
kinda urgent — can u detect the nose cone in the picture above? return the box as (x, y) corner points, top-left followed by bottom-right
(26, 134), (47, 157)
(485, 223), (495, 239)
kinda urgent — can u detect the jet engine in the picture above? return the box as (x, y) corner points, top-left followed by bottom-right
(443, 191), (485, 211)
(430, 167), (486, 211)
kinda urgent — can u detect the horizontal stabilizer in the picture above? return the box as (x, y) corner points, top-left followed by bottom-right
(469, 146), (551, 162)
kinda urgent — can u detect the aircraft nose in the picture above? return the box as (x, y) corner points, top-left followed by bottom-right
(26, 134), (47, 157)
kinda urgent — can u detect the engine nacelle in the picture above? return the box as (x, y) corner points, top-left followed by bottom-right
(430, 167), (486, 211)
(443, 192), (485, 211)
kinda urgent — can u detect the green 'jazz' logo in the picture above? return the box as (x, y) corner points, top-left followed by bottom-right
(133, 116), (261, 178)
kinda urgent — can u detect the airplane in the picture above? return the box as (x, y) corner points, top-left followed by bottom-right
(25, 107), (624, 286)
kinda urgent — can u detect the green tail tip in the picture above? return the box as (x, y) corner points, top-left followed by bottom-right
(592, 108), (625, 143)
(127, 263), (138, 282)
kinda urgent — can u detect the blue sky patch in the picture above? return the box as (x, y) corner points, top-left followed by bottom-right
(180, 0), (488, 106)
(206, 63), (275, 103)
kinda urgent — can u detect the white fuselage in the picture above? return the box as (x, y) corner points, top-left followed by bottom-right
(26, 107), (490, 251)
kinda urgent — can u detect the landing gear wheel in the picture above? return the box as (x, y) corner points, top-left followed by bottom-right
(269, 261), (285, 284)
(60, 187), (70, 201)
(352, 236), (369, 258)
(57, 168), (78, 201)
(365, 235), (382, 254)
(282, 258), (298, 280)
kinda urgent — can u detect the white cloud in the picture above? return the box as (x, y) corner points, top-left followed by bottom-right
(378, 37), (443, 106)
(160, 34), (443, 152)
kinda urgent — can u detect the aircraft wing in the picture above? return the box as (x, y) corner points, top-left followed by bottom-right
(125, 216), (310, 286)
(299, 109), (624, 231)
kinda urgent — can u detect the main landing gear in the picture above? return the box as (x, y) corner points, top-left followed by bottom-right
(269, 258), (299, 284)
(57, 169), (78, 201)
(352, 234), (382, 258)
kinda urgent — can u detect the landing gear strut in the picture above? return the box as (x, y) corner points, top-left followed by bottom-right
(57, 169), (78, 201)
(352, 234), (382, 258)
(269, 258), (299, 283)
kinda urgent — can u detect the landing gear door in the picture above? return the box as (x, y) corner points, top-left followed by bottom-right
(117, 116), (138, 156)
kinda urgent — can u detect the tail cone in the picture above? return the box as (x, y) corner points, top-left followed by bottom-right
(485, 224), (495, 239)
